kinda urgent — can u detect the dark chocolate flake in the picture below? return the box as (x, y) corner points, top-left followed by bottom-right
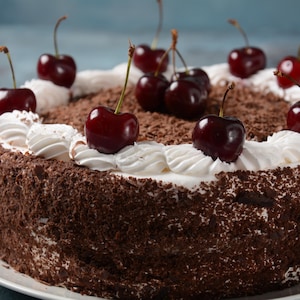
(33, 165), (48, 180)
(235, 191), (274, 207)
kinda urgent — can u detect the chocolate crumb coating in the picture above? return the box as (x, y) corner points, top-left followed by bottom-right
(0, 83), (299, 300)
(42, 84), (289, 144)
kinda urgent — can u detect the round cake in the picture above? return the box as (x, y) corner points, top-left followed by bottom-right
(1, 56), (300, 300)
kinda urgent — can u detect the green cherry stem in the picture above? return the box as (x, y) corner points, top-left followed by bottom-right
(54, 15), (67, 58)
(228, 19), (250, 49)
(151, 0), (163, 50)
(219, 82), (235, 117)
(0, 46), (17, 89)
(114, 41), (135, 114)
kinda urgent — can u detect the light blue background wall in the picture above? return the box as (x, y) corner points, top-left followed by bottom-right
(0, 0), (300, 87)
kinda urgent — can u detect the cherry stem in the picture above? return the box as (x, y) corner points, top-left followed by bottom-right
(274, 70), (300, 87)
(54, 15), (67, 58)
(153, 28), (177, 76)
(170, 29), (189, 78)
(219, 82), (235, 117)
(114, 41), (135, 114)
(171, 29), (178, 75)
(297, 46), (300, 60)
(154, 29), (189, 78)
(154, 47), (169, 76)
(228, 19), (249, 49)
(151, 0), (163, 50)
(174, 48), (189, 79)
(0, 46), (17, 89)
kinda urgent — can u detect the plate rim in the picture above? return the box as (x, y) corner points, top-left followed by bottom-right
(1, 259), (300, 300)
(0, 260), (104, 300)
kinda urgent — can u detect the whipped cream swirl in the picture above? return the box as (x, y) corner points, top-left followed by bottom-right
(0, 110), (40, 148)
(70, 130), (300, 178)
(27, 123), (78, 162)
(203, 63), (300, 105)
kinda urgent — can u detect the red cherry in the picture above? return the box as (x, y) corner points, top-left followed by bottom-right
(273, 70), (300, 132)
(171, 67), (211, 93)
(133, 0), (169, 73)
(276, 56), (300, 89)
(0, 88), (36, 115)
(192, 115), (245, 162)
(85, 107), (139, 154)
(85, 42), (139, 154)
(192, 83), (246, 163)
(135, 72), (169, 111)
(228, 47), (266, 78)
(37, 16), (76, 88)
(0, 46), (36, 115)
(164, 78), (207, 120)
(37, 54), (76, 88)
(287, 101), (300, 132)
(227, 19), (266, 78)
(133, 44), (168, 73)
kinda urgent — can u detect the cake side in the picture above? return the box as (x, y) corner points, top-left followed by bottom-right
(1, 145), (300, 299)
(1, 62), (300, 299)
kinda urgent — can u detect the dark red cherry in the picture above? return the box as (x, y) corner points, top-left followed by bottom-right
(172, 67), (211, 93)
(85, 106), (139, 154)
(133, 44), (168, 73)
(192, 114), (245, 162)
(228, 47), (266, 78)
(133, 0), (169, 73)
(0, 88), (36, 115)
(85, 42), (139, 154)
(37, 54), (76, 88)
(276, 56), (300, 89)
(135, 72), (169, 111)
(0, 46), (36, 115)
(37, 16), (76, 88)
(228, 19), (266, 78)
(192, 83), (245, 163)
(164, 78), (207, 120)
(287, 101), (300, 132)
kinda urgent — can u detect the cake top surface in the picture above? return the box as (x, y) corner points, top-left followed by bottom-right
(1, 62), (300, 190)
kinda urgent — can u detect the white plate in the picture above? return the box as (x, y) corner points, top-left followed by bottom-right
(1, 260), (300, 300)
(0, 260), (105, 300)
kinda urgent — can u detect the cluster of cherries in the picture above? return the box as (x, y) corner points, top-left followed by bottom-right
(227, 18), (300, 138)
(135, 29), (210, 120)
(0, 15), (76, 117)
(2, 9), (300, 164)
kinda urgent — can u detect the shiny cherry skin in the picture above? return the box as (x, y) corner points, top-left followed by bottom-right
(171, 67), (211, 93)
(164, 78), (207, 120)
(287, 101), (300, 132)
(135, 72), (169, 112)
(133, 44), (169, 73)
(276, 56), (300, 89)
(37, 54), (76, 88)
(228, 47), (266, 78)
(0, 88), (36, 115)
(192, 114), (246, 162)
(85, 106), (139, 154)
